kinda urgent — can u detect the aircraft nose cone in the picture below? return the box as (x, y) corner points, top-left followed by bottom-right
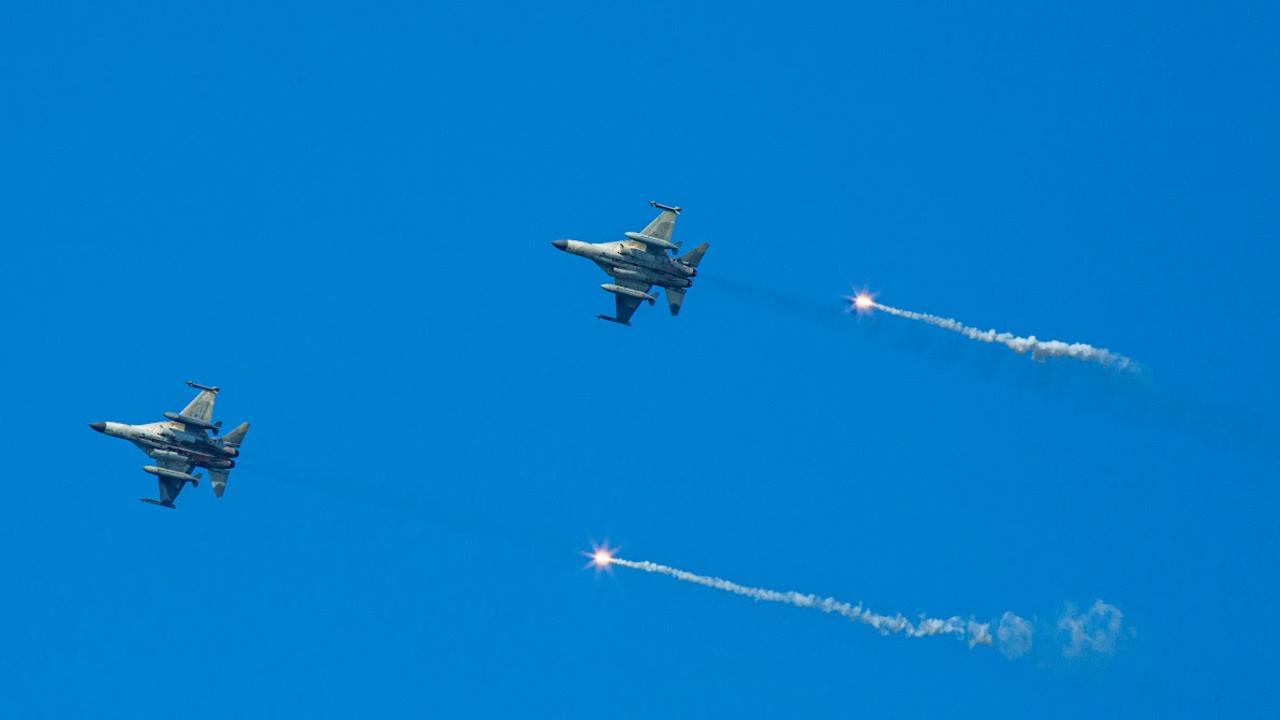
(89, 422), (106, 433)
(551, 239), (568, 251)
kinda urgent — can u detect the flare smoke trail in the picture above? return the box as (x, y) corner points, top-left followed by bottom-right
(861, 297), (1134, 370)
(604, 555), (992, 647)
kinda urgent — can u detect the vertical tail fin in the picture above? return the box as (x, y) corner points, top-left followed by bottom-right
(679, 243), (709, 268)
(666, 287), (687, 316)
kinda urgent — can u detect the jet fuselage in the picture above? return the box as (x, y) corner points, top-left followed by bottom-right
(554, 240), (695, 289)
(90, 421), (237, 470)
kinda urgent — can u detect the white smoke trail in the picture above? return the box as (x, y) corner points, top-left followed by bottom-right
(866, 300), (1134, 370)
(607, 556), (992, 647)
(996, 612), (1034, 659)
(1059, 600), (1124, 657)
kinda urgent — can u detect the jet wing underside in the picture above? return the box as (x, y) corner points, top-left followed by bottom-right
(155, 476), (183, 506)
(627, 206), (680, 255)
(640, 207), (677, 243)
(608, 276), (653, 326)
(180, 388), (215, 421)
(149, 453), (195, 508)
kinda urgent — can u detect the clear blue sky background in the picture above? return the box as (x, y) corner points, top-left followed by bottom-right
(2, 2), (1277, 717)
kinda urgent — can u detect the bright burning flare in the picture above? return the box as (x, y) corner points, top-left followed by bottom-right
(845, 290), (878, 315)
(583, 542), (618, 572)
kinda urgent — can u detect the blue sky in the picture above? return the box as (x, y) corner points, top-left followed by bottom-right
(1, 1), (1277, 717)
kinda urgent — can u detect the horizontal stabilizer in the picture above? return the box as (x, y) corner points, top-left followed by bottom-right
(666, 286), (687, 316)
(139, 498), (176, 509)
(679, 243), (709, 269)
(209, 469), (230, 498)
(222, 421), (250, 447)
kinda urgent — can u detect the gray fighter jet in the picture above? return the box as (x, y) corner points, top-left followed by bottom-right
(552, 201), (709, 326)
(90, 381), (250, 508)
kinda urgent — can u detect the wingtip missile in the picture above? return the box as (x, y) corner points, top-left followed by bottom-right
(185, 380), (220, 393)
(649, 200), (682, 214)
(596, 314), (632, 327)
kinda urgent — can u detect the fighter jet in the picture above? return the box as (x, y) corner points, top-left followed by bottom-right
(552, 201), (709, 326)
(90, 381), (250, 508)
